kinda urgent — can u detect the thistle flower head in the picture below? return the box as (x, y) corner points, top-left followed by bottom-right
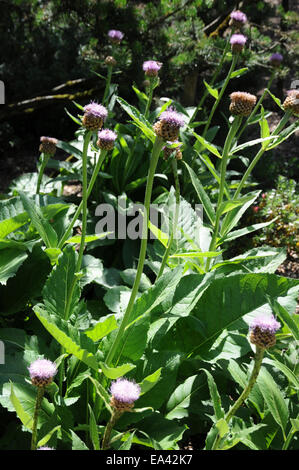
(249, 314), (281, 349)
(29, 359), (57, 387)
(97, 128), (117, 150)
(230, 10), (247, 28)
(105, 56), (117, 67)
(230, 34), (247, 53)
(283, 89), (299, 116)
(108, 29), (124, 44)
(163, 141), (183, 161)
(154, 107), (185, 142)
(110, 378), (141, 413)
(82, 101), (108, 131)
(229, 91), (257, 116)
(270, 52), (283, 67)
(143, 60), (162, 77)
(39, 136), (58, 155)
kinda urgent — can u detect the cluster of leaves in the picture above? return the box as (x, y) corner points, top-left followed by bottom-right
(250, 176), (299, 253)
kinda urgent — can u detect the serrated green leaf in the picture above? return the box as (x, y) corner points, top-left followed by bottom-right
(139, 368), (162, 396)
(84, 315), (118, 342)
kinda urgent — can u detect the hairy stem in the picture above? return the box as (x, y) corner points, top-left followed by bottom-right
(31, 386), (45, 450)
(36, 153), (50, 195)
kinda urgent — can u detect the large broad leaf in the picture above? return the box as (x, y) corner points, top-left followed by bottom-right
(0, 242), (28, 285)
(19, 192), (58, 248)
(42, 245), (80, 320)
(165, 374), (207, 419)
(34, 305), (99, 371)
(158, 273), (299, 357)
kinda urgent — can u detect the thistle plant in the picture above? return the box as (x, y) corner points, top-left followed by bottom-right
(29, 359), (57, 450)
(103, 30), (124, 105)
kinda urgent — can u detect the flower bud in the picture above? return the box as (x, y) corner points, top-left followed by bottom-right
(105, 56), (117, 67)
(249, 314), (280, 349)
(97, 129), (117, 150)
(163, 141), (183, 161)
(230, 34), (247, 53)
(143, 60), (162, 78)
(270, 53), (283, 67)
(110, 378), (141, 413)
(229, 10), (247, 29)
(29, 359), (57, 387)
(39, 136), (58, 155)
(229, 91), (257, 116)
(108, 29), (124, 45)
(282, 90), (299, 116)
(153, 108), (185, 142)
(82, 101), (108, 131)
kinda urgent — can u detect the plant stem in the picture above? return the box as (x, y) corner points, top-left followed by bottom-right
(144, 79), (154, 120)
(205, 115), (242, 271)
(103, 66), (113, 105)
(212, 346), (265, 450)
(76, 130), (92, 272)
(58, 148), (107, 249)
(157, 158), (180, 279)
(202, 54), (238, 139)
(105, 136), (164, 366)
(236, 70), (276, 141)
(31, 386), (45, 450)
(102, 410), (122, 450)
(233, 110), (292, 200)
(36, 153), (50, 194)
(189, 39), (231, 126)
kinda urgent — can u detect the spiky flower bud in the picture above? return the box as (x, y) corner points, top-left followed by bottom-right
(229, 10), (247, 29)
(29, 359), (57, 387)
(82, 101), (108, 131)
(39, 137), (58, 155)
(163, 141), (183, 161)
(282, 90), (299, 116)
(229, 91), (257, 116)
(270, 53), (283, 67)
(110, 378), (141, 413)
(108, 30), (124, 45)
(105, 56), (117, 67)
(230, 34), (247, 53)
(143, 60), (162, 77)
(249, 314), (281, 349)
(97, 129), (117, 150)
(153, 108), (185, 142)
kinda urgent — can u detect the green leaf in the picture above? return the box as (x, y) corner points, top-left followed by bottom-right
(84, 315), (118, 342)
(215, 418), (229, 438)
(259, 106), (270, 149)
(99, 362), (136, 379)
(34, 305), (99, 371)
(19, 192), (58, 248)
(257, 367), (289, 437)
(139, 368), (162, 396)
(65, 234), (111, 244)
(183, 161), (216, 225)
(0, 197), (30, 237)
(89, 405), (100, 450)
(0, 247), (28, 285)
(42, 245), (80, 320)
(199, 369), (224, 420)
(230, 67), (248, 78)
(265, 88), (284, 110)
(165, 374), (207, 420)
(134, 412), (186, 450)
(9, 381), (33, 430)
(118, 431), (136, 450)
(169, 251), (221, 259)
(148, 220), (169, 247)
(218, 219), (276, 245)
(70, 430), (89, 450)
(231, 135), (278, 154)
(116, 96), (156, 142)
(267, 121), (299, 150)
(203, 80), (218, 99)
(37, 425), (61, 448)
(193, 131), (221, 158)
(87, 376), (112, 413)
(268, 298), (299, 340)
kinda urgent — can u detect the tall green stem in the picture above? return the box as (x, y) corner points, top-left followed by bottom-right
(157, 159), (180, 279)
(212, 346), (265, 450)
(189, 39), (231, 126)
(36, 153), (50, 195)
(205, 116), (242, 271)
(31, 386), (44, 450)
(102, 410), (122, 450)
(76, 130), (92, 272)
(202, 54), (239, 139)
(236, 70), (276, 141)
(58, 149), (107, 249)
(105, 136), (164, 366)
(103, 66), (113, 105)
(144, 80), (154, 120)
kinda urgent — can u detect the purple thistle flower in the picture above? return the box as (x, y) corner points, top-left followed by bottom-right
(29, 359), (57, 387)
(97, 128), (117, 150)
(143, 60), (162, 77)
(110, 378), (141, 404)
(108, 29), (124, 44)
(230, 10), (247, 24)
(159, 108), (185, 127)
(270, 53), (283, 66)
(83, 102), (108, 120)
(230, 34), (247, 53)
(250, 314), (281, 334)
